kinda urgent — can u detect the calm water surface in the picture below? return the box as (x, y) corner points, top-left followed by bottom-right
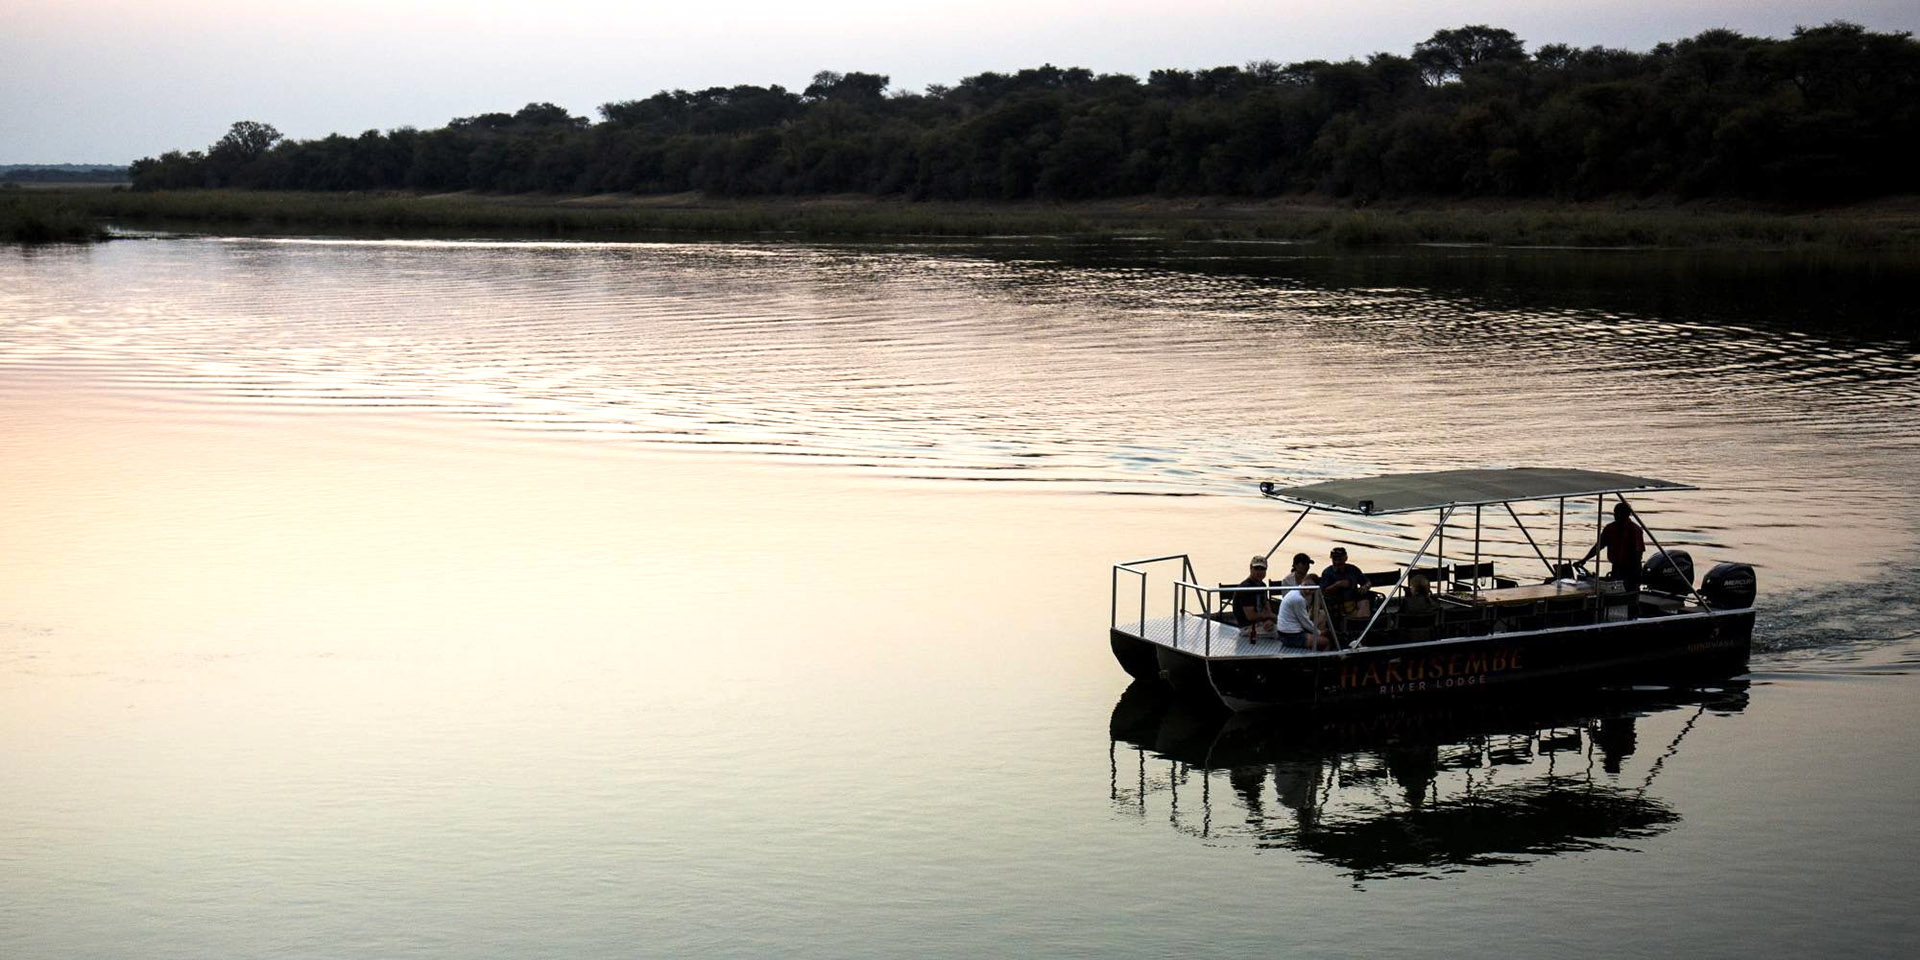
(2, 237), (1917, 957)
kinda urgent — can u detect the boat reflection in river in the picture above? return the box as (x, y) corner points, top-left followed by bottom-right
(1107, 679), (1750, 879)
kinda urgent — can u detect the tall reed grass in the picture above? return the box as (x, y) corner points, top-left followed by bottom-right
(49, 189), (1917, 250)
(0, 192), (110, 243)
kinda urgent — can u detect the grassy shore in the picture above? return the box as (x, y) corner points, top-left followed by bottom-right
(41, 188), (1920, 250)
(0, 191), (112, 243)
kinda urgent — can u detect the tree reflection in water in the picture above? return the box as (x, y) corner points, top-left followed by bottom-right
(1108, 680), (1748, 879)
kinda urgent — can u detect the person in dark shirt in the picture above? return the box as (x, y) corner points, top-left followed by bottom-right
(1581, 502), (1647, 592)
(1400, 573), (1437, 615)
(1319, 547), (1369, 617)
(1233, 555), (1277, 640)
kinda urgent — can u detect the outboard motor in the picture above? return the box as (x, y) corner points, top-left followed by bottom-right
(1643, 550), (1694, 594)
(1702, 562), (1758, 609)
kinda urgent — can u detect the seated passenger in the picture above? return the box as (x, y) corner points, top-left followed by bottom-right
(1401, 573), (1437, 615)
(1233, 555), (1277, 641)
(1320, 547), (1371, 618)
(1278, 552), (1313, 587)
(1275, 576), (1324, 649)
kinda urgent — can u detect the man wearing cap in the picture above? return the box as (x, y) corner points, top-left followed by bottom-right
(1233, 556), (1278, 641)
(1320, 547), (1370, 618)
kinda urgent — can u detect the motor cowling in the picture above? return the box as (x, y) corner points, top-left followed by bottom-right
(1702, 562), (1757, 609)
(1643, 549), (1694, 594)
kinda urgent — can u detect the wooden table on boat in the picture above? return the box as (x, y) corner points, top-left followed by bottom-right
(1458, 582), (1601, 608)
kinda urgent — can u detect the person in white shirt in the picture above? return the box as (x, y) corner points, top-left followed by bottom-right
(1276, 575), (1322, 649)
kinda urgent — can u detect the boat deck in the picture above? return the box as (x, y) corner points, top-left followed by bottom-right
(1122, 597), (1716, 663)
(1119, 614), (1323, 659)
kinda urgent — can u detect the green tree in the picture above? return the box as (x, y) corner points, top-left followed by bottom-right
(119, 23), (1920, 205)
(212, 121), (284, 162)
(804, 71), (889, 102)
(1414, 26), (1526, 84)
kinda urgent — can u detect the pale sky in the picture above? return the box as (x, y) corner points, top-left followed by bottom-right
(5, 0), (1917, 163)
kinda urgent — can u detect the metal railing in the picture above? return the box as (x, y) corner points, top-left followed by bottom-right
(1115, 533), (1713, 656)
(1113, 554), (1349, 658)
(1111, 554), (1195, 639)
(1176, 581), (1332, 656)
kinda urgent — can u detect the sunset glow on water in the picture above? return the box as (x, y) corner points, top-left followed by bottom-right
(3, 237), (1917, 957)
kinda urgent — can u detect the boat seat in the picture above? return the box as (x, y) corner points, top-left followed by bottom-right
(1379, 611), (1434, 646)
(1368, 568), (1452, 590)
(1216, 583), (1243, 617)
(1450, 561), (1518, 593)
(1504, 601), (1550, 632)
(1439, 604), (1492, 638)
(1545, 594), (1595, 627)
(1405, 566), (1446, 585)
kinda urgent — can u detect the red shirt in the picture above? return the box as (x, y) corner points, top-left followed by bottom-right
(1600, 519), (1645, 567)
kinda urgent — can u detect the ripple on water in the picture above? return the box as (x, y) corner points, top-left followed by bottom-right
(2, 236), (1917, 589)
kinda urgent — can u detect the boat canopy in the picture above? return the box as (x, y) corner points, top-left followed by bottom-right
(1260, 467), (1693, 515)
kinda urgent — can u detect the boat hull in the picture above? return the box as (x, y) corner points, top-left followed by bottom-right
(1110, 629), (1163, 683)
(1114, 608), (1753, 711)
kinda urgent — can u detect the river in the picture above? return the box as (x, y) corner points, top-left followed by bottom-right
(2, 236), (1917, 957)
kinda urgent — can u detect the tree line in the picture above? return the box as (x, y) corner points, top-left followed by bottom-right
(0, 165), (129, 184)
(129, 23), (1918, 204)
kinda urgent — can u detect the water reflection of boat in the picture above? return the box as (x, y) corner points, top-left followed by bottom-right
(1111, 468), (1757, 710)
(1107, 679), (1749, 877)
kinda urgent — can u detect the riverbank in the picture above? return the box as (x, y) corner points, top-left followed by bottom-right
(42, 188), (1920, 250)
(0, 192), (111, 243)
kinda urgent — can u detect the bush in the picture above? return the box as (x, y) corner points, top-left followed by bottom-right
(0, 195), (108, 243)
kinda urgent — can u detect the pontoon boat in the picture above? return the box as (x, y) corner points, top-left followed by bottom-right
(1109, 468), (1756, 710)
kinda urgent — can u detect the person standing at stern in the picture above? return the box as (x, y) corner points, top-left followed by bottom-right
(1582, 502), (1648, 618)
(1581, 502), (1647, 590)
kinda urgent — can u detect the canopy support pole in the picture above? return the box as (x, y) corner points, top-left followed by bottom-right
(1351, 505), (1455, 649)
(1557, 497), (1566, 572)
(1504, 502), (1559, 578)
(1263, 505), (1313, 564)
(1472, 506), (1482, 597)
